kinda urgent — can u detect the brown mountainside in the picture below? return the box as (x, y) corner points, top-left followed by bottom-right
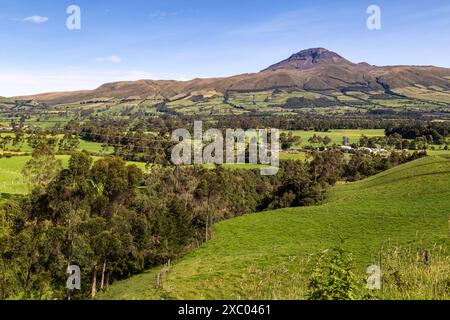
(16, 48), (450, 105)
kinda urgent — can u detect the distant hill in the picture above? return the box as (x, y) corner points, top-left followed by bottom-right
(99, 156), (450, 300)
(16, 48), (450, 105)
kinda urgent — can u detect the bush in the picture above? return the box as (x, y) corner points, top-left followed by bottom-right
(307, 246), (360, 300)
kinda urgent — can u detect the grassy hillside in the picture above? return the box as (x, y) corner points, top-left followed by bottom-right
(99, 156), (450, 300)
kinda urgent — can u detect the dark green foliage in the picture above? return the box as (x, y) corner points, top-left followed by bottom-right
(385, 123), (449, 143)
(21, 137), (62, 192)
(58, 133), (80, 153)
(280, 132), (302, 150)
(283, 97), (341, 108)
(344, 150), (427, 181)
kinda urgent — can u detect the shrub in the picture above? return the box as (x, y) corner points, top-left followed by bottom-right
(307, 246), (360, 300)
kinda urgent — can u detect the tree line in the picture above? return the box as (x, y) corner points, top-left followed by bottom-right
(63, 115), (450, 137)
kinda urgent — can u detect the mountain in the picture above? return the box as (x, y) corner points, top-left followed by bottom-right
(262, 47), (353, 71)
(16, 48), (450, 105)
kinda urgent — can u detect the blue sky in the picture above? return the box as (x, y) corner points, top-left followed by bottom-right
(0, 0), (449, 96)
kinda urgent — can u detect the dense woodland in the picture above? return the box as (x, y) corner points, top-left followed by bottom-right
(58, 114), (450, 134)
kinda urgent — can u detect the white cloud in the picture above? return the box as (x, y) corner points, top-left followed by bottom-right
(150, 10), (168, 19)
(94, 55), (123, 63)
(149, 10), (180, 19)
(0, 69), (153, 97)
(23, 16), (49, 24)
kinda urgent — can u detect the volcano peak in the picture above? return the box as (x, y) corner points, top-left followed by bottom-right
(262, 48), (352, 72)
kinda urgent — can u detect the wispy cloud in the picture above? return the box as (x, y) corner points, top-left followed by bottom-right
(22, 16), (49, 24)
(400, 5), (450, 26)
(229, 8), (332, 37)
(150, 10), (168, 19)
(149, 9), (200, 19)
(93, 55), (122, 63)
(149, 10), (183, 19)
(403, 5), (450, 21)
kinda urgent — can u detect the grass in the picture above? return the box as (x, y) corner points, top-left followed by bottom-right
(78, 139), (113, 154)
(99, 156), (450, 300)
(287, 129), (385, 147)
(425, 149), (450, 156)
(375, 244), (449, 299)
(0, 155), (147, 200)
(280, 152), (308, 161)
(0, 134), (112, 155)
(0, 156), (38, 196)
(395, 86), (450, 104)
(0, 133), (34, 152)
(0, 156), (71, 197)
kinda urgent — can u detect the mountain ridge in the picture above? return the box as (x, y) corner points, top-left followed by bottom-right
(14, 48), (450, 105)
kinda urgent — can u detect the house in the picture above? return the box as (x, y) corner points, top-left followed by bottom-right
(341, 146), (353, 151)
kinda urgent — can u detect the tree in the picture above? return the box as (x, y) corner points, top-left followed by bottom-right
(0, 136), (11, 151)
(90, 157), (143, 217)
(310, 150), (344, 185)
(0, 202), (20, 299)
(194, 169), (223, 241)
(58, 133), (80, 153)
(77, 217), (106, 298)
(415, 136), (428, 151)
(322, 136), (332, 147)
(359, 135), (369, 147)
(308, 134), (323, 145)
(22, 140), (62, 192)
(387, 133), (403, 150)
(270, 160), (319, 208)
(280, 132), (302, 150)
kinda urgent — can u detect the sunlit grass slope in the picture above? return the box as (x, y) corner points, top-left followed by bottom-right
(100, 156), (450, 300)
